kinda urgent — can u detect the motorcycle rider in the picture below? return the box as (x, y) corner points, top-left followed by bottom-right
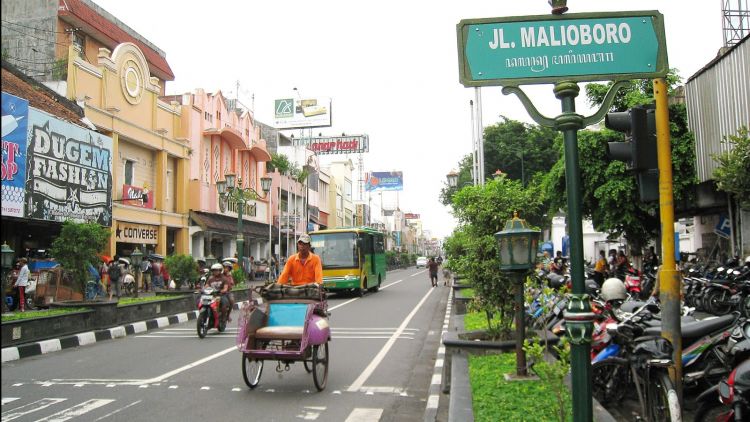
(278, 233), (323, 286)
(205, 263), (231, 322)
(222, 260), (236, 321)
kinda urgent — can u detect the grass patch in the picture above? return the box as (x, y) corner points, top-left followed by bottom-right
(1, 307), (89, 322)
(463, 310), (502, 331)
(469, 353), (572, 422)
(117, 295), (182, 307)
(458, 288), (474, 298)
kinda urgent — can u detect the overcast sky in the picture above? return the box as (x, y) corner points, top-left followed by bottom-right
(92, 0), (726, 239)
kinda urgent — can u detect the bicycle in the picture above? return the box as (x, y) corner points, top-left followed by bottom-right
(591, 300), (682, 421)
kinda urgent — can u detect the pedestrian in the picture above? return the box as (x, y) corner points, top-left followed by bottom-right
(100, 258), (110, 295)
(160, 260), (170, 289)
(427, 257), (439, 287)
(615, 250), (630, 277)
(442, 265), (451, 286)
(269, 255), (277, 281)
(151, 258), (162, 289)
(593, 250), (607, 286)
(108, 256), (122, 300)
(607, 249), (617, 274)
(13, 257), (30, 312)
(140, 257), (152, 292)
(644, 246), (658, 270)
(550, 251), (566, 275)
(248, 255), (255, 281)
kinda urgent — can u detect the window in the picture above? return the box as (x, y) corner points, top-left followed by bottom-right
(166, 169), (172, 200)
(124, 160), (135, 185)
(73, 32), (85, 51)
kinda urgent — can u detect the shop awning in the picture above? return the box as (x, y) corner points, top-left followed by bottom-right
(191, 211), (278, 239)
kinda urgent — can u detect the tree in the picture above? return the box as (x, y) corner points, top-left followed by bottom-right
(543, 74), (697, 250)
(50, 221), (110, 297)
(712, 126), (750, 210)
(440, 117), (560, 206)
(446, 176), (546, 337)
(164, 254), (198, 289)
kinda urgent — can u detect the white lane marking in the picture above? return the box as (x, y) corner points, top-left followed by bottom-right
(11, 384), (23, 387)
(333, 328), (419, 331)
(328, 298), (359, 311)
(232, 388), (241, 392)
(91, 400), (141, 422)
(0, 398), (20, 405)
(138, 385), (148, 389)
(35, 399), (115, 422)
(73, 384), (84, 388)
(344, 408), (383, 422)
(200, 386), (210, 390)
(168, 385), (178, 389)
(426, 394), (440, 409)
(141, 347), (237, 383)
(136, 335), (236, 338)
(410, 270), (427, 277)
(0, 398), (67, 420)
(296, 406), (326, 420)
(379, 279), (404, 290)
(160, 328), (238, 332)
(347, 287), (434, 392)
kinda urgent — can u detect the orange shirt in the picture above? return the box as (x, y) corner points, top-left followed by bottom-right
(278, 253), (323, 286)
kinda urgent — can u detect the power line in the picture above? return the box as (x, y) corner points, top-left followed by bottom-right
(1, 19), (75, 34)
(2, 25), (72, 47)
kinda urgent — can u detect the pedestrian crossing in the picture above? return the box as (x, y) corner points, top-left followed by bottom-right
(0, 396), (385, 421)
(135, 327), (419, 340)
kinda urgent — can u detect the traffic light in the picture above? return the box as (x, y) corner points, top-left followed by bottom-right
(604, 106), (659, 202)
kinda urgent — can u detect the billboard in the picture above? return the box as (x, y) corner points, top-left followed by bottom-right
(293, 135), (369, 155)
(273, 97), (332, 129)
(404, 213), (420, 220)
(26, 108), (113, 225)
(2, 92), (29, 217)
(365, 171), (403, 192)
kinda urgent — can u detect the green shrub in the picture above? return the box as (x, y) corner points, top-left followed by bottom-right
(50, 221), (110, 296)
(164, 254), (198, 288)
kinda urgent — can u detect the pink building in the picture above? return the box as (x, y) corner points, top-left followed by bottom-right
(162, 89), (274, 262)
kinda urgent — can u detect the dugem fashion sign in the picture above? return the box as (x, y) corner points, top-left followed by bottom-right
(26, 109), (113, 225)
(457, 11), (668, 86)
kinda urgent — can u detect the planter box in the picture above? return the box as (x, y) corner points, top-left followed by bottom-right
(452, 289), (473, 315)
(2, 308), (97, 347)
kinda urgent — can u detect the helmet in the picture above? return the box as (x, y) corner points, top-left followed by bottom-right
(600, 278), (627, 302)
(119, 257), (130, 265)
(210, 263), (223, 271)
(222, 261), (233, 268)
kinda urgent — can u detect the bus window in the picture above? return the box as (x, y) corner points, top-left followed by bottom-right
(311, 232), (358, 269)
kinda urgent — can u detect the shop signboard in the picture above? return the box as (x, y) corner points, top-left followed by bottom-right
(293, 135), (369, 155)
(1, 92), (29, 218)
(121, 184), (154, 208)
(25, 108), (113, 225)
(457, 11), (667, 86)
(365, 171), (404, 192)
(273, 97), (332, 129)
(115, 221), (158, 245)
(404, 213), (420, 220)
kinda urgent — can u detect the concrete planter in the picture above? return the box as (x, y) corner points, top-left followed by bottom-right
(2, 307), (98, 347)
(452, 289), (473, 315)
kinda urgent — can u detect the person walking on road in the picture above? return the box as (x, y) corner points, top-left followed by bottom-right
(427, 257), (439, 287)
(108, 256), (122, 301)
(14, 257), (30, 312)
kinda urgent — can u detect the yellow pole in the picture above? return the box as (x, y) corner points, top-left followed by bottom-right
(653, 78), (682, 400)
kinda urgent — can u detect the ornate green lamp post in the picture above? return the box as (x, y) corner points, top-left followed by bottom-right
(495, 212), (539, 376)
(1, 242), (15, 313)
(130, 247), (143, 297)
(205, 254), (218, 269)
(446, 169), (459, 188)
(260, 176), (273, 262)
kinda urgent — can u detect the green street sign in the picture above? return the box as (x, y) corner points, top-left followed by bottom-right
(457, 11), (668, 87)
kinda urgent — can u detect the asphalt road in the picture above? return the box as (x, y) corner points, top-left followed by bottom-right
(1, 267), (451, 422)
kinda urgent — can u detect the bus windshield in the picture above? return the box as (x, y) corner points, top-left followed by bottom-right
(310, 232), (358, 269)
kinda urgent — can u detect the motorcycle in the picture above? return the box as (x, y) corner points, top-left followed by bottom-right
(196, 286), (229, 338)
(694, 359), (750, 421)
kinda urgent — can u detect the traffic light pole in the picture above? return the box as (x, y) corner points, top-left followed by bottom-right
(653, 78), (682, 400)
(501, 80), (627, 422)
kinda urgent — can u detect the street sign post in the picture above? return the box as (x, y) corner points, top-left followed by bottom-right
(457, 11), (667, 86)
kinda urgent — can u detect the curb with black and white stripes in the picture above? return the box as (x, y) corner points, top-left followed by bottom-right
(1, 301), (248, 363)
(424, 287), (452, 421)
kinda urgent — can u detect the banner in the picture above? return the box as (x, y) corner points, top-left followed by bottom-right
(365, 171), (403, 192)
(404, 213), (420, 220)
(116, 221), (158, 244)
(26, 109), (113, 225)
(273, 97), (332, 129)
(293, 135), (369, 155)
(1, 92), (28, 217)
(121, 184), (154, 209)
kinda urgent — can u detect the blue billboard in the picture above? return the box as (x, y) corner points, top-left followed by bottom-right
(1, 92), (29, 218)
(365, 171), (403, 192)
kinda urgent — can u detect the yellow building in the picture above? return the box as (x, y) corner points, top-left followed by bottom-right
(66, 42), (189, 257)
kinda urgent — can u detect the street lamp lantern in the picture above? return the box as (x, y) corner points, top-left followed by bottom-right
(216, 180), (227, 195)
(130, 247), (143, 297)
(494, 212), (539, 271)
(225, 173), (236, 189)
(446, 169), (459, 188)
(494, 212), (539, 377)
(260, 176), (272, 195)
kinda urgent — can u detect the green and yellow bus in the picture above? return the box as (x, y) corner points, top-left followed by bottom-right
(309, 227), (386, 295)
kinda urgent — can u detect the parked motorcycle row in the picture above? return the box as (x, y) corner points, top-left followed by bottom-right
(525, 257), (750, 421)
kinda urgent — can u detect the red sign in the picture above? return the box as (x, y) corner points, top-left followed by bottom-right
(121, 184), (154, 208)
(295, 135), (369, 155)
(404, 213), (420, 220)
